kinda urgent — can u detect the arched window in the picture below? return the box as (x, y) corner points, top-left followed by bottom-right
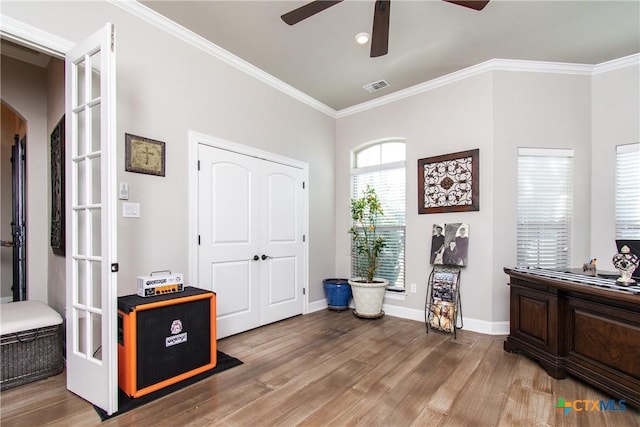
(351, 140), (406, 290)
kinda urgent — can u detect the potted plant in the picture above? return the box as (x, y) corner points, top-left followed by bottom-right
(348, 185), (388, 318)
(323, 278), (351, 311)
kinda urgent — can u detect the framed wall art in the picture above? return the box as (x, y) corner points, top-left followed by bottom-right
(418, 149), (479, 214)
(50, 116), (65, 256)
(125, 133), (166, 176)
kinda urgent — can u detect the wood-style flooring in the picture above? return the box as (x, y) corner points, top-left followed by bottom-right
(1, 310), (638, 426)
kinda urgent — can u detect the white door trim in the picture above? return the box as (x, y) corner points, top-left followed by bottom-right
(0, 14), (73, 57)
(188, 131), (309, 315)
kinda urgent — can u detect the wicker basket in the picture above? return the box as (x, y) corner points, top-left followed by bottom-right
(1, 301), (64, 390)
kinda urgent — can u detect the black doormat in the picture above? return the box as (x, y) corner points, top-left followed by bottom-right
(94, 351), (242, 421)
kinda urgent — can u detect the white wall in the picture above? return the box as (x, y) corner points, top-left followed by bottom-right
(2, 1), (336, 304)
(336, 73), (495, 324)
(336, 65), (634, 330)
(46, 58), (66, 314)
(590, 63), (640, 266)
(492, 71), (592, 322)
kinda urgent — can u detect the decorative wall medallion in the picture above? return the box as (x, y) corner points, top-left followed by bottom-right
(418, 149), (479, 214)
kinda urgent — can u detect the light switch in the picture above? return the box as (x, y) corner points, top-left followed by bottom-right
(122, 202), (140, 218)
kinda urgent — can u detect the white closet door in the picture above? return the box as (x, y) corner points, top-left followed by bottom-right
(259, 161), (305, 325)
(198, 144), (304, 338)
(198, 145), (261, 338)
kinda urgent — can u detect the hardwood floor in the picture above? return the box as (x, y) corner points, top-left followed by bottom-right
(1, 310), (638, 426)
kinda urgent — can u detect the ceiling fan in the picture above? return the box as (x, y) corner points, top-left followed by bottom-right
(281, 0), (490, 57)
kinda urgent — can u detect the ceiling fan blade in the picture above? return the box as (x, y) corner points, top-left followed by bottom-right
(281, 0), (344, 25)
(443, 0), (490, 11)
(370, 0), (391, 57)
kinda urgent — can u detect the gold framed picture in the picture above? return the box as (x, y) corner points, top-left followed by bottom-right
(125, 133), (166, 177)
(418, 148), (479, 214)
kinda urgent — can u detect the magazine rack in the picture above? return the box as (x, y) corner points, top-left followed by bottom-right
(425, 266), (463, 338)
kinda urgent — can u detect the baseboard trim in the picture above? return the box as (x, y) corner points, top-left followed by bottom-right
(308, 298), (509, 335)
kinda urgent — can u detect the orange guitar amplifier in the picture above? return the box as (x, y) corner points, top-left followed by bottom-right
(117, 287), (216, 398)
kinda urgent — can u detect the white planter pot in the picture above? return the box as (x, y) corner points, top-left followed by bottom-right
(348, 278), (388, 318)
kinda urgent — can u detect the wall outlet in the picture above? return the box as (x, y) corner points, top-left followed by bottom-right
(410, 283), (417, 293)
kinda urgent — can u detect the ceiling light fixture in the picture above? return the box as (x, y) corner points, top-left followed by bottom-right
(355, 32), (370, 45)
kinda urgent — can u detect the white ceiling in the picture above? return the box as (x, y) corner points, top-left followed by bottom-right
(142, 1), (637, 110)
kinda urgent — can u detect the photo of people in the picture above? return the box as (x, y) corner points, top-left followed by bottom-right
(430, 224), (445, 264)
(430, 222), (469, 266)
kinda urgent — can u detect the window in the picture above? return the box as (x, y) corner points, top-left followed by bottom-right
(616, 143), (640, 239)
(517, 148), (573, 269)
(351, 141), (406, 290)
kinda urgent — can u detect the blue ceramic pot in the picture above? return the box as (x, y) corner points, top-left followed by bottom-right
(323, 278), (351, 311)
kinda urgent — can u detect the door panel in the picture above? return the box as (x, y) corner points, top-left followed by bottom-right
(266, 173), (297, 242)
(210, 260), (257, 338)
(267, 256), (297, 304)
(211, 163), (251, 244)
(65, 23), (117, 415)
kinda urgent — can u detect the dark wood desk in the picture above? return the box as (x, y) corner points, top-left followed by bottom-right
(504, 267), (640, 407)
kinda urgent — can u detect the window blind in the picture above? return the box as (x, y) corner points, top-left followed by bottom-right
(616, 143), (640, 239)
(351, 166), (405, 287)
(517, 148), (573, 269)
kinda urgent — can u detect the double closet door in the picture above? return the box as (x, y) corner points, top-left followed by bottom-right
(198, 144), (305, 338)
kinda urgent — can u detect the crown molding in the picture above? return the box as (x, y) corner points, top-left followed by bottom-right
(0, 14), (73, 57)
(108, 0), (336, 118)
(336, 58), (599, 118)
(592, 53), (640, 75)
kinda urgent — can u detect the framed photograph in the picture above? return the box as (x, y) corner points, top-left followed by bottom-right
(430, 223), (469, 266)
(50, 116), (65, 256)
(418, 149), (479, 214)
(125, 133), (166, 176)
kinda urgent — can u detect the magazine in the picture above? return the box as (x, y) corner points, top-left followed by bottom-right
(427, 267), (460, 333)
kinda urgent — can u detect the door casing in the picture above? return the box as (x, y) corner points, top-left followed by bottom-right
(188, 131), (309, 318)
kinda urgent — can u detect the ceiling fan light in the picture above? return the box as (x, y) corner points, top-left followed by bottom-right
(355, 32), (370, 45)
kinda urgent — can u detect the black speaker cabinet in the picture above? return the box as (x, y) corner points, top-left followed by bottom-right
(117, 287), (216, 398)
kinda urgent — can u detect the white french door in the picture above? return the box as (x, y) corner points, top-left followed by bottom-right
(198, 144), (305, 338)
(65, 23), (118, 415)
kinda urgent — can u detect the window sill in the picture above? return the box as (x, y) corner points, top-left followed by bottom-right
(385, 287), (406, 301)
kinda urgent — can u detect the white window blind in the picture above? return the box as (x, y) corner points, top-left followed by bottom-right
(616, 143), (640, 239)
(351, 142), (406, 288)
(517, 148), (573, 269)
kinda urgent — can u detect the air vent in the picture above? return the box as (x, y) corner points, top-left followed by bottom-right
(363, 79), (390, 93)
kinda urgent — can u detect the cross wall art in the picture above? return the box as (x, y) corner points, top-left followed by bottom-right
(418, 149), (479, 214)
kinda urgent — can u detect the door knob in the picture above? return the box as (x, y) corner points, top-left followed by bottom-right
(253, 255), (260, 261)
(261, 254), (269, 260)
